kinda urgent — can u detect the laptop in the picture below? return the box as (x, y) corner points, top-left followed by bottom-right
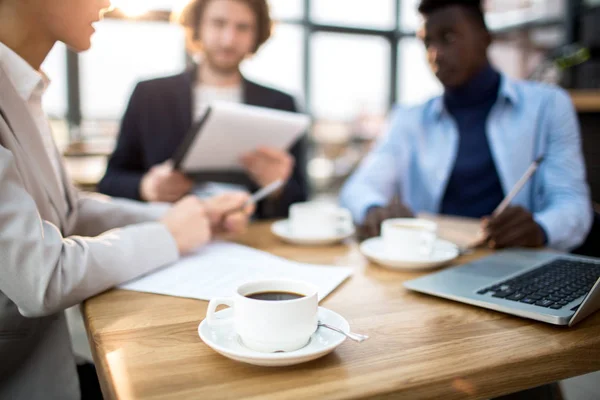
(404, 250), (600, 326)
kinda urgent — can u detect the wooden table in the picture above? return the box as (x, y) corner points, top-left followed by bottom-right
(570, 90), (600, 113)
(83, 216), (600, 400)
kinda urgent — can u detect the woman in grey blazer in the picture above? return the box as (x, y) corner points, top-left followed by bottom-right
(0, 1), (253, 399)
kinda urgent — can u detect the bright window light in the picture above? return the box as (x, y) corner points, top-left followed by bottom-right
(110, 0), (188, 18)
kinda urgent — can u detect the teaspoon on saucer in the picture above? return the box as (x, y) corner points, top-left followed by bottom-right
(318, 321), (369, 343)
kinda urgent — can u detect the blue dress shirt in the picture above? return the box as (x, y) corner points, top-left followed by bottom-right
(340, 74), (592, 251)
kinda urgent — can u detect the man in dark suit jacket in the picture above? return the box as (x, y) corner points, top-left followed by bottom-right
(98, 0), (308, 219)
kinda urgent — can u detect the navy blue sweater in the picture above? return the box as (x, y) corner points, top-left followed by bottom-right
(440, 64), (505, 218)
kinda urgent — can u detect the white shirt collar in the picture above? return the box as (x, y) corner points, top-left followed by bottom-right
(0, 41), (48, 102)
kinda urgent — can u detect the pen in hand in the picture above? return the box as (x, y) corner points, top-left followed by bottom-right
(491, 156), (544, 218)
(220, 179), (285, 220)
(243, 179), (285, 209)
(472, 156), (545, 249)
(211, 180), (284, 237)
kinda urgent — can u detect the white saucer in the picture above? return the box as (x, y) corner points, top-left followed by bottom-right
(198, 307), (348, 367)
(271, 220), (355, 246)
(360, 237), (460, 271)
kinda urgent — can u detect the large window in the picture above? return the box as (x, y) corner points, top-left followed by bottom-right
(268, 0), (303, 20)
(41, 43), (68, 119)
(66, 0), (567, 133)
(311, 33), (390, 120)
(311, 0), (396, 29)
(111, 0), (187, 15)
(80, 20), (186, 120)
(399, 0), (421, 32)
(242, 24), (305, 104)
(396, 39), (442, 106)
(56, 0), (569, 193)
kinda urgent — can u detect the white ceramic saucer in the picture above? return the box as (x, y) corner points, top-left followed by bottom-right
(271, 220), (355, 246)
(198, 307), (348, 367)
(360, 237), (460, 271)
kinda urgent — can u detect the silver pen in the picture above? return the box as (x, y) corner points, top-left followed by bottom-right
(492, 156), (545, 217)
(223, 179), (284, 217)
(244, 179), (284, 207)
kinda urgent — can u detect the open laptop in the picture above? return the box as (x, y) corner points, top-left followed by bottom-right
(404, 250), (600, 326)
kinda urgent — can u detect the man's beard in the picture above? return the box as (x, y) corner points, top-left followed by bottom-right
(203, 49), (245, 75)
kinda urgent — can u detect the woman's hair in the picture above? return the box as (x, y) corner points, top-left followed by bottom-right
(175, 0), (272, 53)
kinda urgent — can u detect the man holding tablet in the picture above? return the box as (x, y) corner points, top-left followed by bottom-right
(98, 0), (308, 219)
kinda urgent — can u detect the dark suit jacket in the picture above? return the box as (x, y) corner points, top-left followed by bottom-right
(98, 69), (309, 219)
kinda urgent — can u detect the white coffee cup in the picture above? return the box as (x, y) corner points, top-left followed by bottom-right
(289, 202), (353, 238)
(206, 279), (319, 353)
(381, 218), (438, 258)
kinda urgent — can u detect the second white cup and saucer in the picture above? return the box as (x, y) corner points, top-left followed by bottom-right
(271, 202), (356, 246)
(360, 218), (460, 271)
(198, 280), (355, 367)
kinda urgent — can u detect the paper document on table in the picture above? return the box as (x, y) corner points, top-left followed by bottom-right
(120, 242), (352, 302)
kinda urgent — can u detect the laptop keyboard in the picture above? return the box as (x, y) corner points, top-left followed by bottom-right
(477, 258), (600, 310)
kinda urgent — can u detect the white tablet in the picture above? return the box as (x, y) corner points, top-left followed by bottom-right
(173, 102), (310, 173)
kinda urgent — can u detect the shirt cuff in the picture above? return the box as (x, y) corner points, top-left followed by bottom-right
(341, 191), (388, 224)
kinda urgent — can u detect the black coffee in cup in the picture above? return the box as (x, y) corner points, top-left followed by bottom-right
(245, 291), (305, 301)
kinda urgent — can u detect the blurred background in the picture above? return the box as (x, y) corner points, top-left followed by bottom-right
(46, 0), (599, 204)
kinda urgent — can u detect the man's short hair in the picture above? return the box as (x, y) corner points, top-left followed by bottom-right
(418, 0), (488, 31)
(176, 0), (272, 53)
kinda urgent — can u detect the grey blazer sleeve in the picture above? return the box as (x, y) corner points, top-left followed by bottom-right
(0, 146), (179, 318)
(72, 191), (170, 237)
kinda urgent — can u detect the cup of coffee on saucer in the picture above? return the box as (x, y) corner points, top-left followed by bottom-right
(359, 218), (459, 271)
(206, 279), (319, 353)
(381, 218), (438, 258)
(199, 279), (353, 367)
(271, 202), (355, 246)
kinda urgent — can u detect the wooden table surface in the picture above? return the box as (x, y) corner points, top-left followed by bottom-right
(569, 90), (600, 113)
(83, 215), (600, 400)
